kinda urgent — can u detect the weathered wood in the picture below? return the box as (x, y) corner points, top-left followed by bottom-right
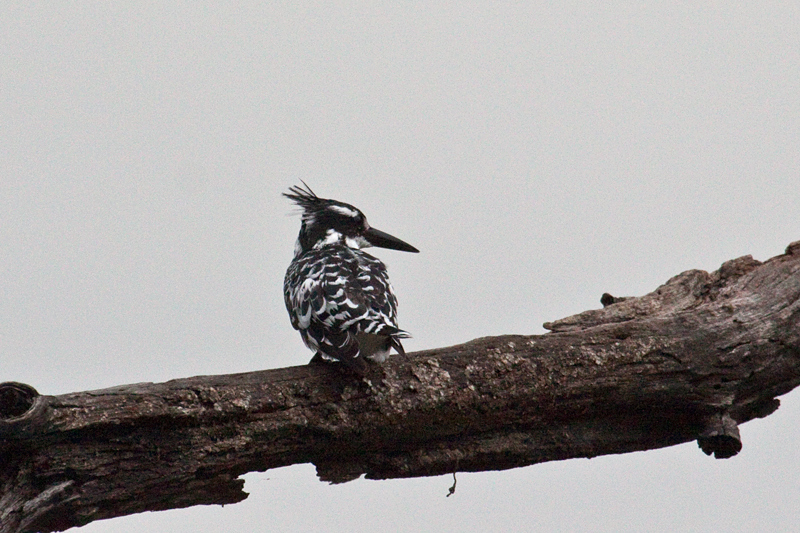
(2, 240), (799, 533)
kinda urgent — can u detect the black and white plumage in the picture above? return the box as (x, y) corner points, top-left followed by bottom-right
(283, 183), (419, 375)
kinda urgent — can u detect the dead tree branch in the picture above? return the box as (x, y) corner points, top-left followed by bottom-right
(2, 240), (800, 533)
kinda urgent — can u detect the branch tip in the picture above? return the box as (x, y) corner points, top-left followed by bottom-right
(0, 382), (39, 420)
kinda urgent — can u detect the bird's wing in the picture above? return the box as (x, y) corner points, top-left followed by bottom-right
(284, 247), (404, 370)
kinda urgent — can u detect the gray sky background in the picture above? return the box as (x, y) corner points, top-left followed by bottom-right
(2, 3), (799, 532)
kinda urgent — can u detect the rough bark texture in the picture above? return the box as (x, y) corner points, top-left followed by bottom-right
(2, 241), (800, 533)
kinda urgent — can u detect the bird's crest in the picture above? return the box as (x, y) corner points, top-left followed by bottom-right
(283, 181), (321, 215)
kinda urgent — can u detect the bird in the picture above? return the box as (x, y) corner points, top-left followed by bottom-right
(283, 183), (419, 375)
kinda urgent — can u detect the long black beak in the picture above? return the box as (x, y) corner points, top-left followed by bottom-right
(365, 227), (419, 253)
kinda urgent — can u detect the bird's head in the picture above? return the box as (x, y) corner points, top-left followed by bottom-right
(284, 183), (420, 256)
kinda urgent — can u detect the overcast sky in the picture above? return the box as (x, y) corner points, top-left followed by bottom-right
(2, 3), (799, 532)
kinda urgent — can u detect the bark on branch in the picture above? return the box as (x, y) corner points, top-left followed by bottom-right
(2, 241), (800, 533)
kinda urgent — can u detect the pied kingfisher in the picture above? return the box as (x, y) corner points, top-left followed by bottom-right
(283, 183), (419, 375)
